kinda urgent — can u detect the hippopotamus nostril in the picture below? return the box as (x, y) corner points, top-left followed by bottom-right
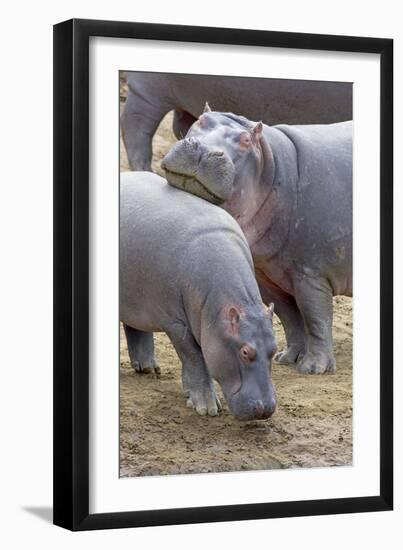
(186, 137), (198, 148)
(255, 400), (265, 418)
(209, 150), (225, 158)
(253, 398), (276, 419)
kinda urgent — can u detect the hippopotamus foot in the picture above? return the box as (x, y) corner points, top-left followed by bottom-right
(274, 344), (305, 365)
(182, 362), (222, 416)
(132, 359), (160, 374)
(293, 276), (335, 375)
(168, 323), (222, 416)
(296, 351), (336, 374)
(258, 281), (306, 366)
(123, 324), (160, 374)
(185, 387), (222, 417)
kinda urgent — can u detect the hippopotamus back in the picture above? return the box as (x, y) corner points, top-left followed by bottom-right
(127, 73), (352, 127)
(120, 171), (253, 332)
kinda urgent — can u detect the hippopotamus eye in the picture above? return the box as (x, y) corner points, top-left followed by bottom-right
(239, 132), (252, 151)
(240, 344), (256, 362)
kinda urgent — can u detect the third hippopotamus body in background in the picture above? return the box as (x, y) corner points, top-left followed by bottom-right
(121, 72), (352, 171)
(162, 108), (352, 375)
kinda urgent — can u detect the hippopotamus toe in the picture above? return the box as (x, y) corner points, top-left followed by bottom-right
(133, 359), (160, 375)
(274, 345), (305, 365)
(296, 352), (336, 375)
(186, 390), (222, 417)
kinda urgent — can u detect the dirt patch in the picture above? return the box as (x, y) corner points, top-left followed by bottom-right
(119, 77), (352, 477)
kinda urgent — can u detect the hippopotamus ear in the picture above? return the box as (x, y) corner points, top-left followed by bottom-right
(251, 121), (263, 143)
(228, 306), (241, 336)
(203, 101), (212, 114)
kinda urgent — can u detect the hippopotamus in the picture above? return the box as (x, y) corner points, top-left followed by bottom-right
(121, 72), (352, 171)
(120, 171), (277, 420)
(161, 108), (352, 374)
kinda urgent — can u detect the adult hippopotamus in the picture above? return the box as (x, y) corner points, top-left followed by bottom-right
(120, 171), (277, 420)
(121, 72), (352, 171)
(161, 109), (352, 374)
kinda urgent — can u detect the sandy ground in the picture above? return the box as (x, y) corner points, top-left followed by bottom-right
(119, 77), (352, 477)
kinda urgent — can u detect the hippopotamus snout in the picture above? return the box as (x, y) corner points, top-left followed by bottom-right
(255, 398), (276, 419)
(226, 367), (276, 421)
(229, 392), (276, 421)
(185, 136), (225, 158)
(162, 137), (235, 205)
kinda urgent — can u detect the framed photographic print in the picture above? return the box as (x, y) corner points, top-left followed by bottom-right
(53, 19), (393, 531)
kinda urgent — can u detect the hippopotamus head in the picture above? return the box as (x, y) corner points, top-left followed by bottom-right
(202, 302), (277, 421)
(161, 104), (273, 206)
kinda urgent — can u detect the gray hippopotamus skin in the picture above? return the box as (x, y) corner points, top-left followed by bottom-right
(121, 72), (352, 171)
(120, 171), (277, 420)
(162, 109), (352, 374)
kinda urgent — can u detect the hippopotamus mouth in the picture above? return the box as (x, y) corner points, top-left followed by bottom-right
(161, 138), (235, 205)
(163, 166), (226, 205)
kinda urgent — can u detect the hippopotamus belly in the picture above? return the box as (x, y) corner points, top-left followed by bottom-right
(271, 122), (352, 296)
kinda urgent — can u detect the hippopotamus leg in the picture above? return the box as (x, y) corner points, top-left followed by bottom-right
(293, 276), (336, 374)
(259, 283), (306, 365)
(123, 325), (160, 374)
(167, 325), (221, 417)
(121, 90), (172, 171)
(172, 109), (197, 140)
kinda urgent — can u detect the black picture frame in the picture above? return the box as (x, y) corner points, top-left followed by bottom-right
(53, 18), (393, 531)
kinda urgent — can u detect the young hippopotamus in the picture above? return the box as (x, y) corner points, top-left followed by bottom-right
(120, 171), (277, 420)
(161, 107), (352, 375)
